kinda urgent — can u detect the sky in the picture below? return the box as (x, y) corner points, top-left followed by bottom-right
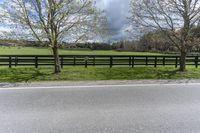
(0, 0), (131, 42)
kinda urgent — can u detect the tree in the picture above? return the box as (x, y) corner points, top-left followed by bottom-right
(1, 0), (106, 73)
(129, 0), (200, 71)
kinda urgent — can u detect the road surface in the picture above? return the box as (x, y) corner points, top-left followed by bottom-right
(0, 84), (200, 133)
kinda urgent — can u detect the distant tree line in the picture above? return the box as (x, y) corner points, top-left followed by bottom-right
(1, 26), (200, 53)
(113, 26), (200, 54)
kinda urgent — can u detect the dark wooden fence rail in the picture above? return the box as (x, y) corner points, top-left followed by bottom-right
(0, 55), (199, 68)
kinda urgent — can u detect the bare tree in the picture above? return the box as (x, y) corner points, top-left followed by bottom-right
(129, 0), (200, 71)
(1, 0), (107, 73)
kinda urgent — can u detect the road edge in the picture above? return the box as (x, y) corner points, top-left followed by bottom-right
(1, 79), (200, 88)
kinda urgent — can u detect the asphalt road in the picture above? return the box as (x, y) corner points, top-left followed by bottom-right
(0, 84), (200, 133)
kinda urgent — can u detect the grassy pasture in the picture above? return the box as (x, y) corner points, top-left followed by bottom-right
(0, 46), (162, 55)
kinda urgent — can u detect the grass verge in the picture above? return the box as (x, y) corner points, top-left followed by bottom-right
(0, 66), (200, 82)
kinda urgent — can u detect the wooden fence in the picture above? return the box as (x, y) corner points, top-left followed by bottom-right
(0, 55), (199, 68)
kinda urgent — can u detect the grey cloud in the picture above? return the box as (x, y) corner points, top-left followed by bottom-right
(97, 0), (130, 41)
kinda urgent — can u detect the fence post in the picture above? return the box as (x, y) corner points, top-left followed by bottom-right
(163, 57), (165, 66)
(195, 56), (198, 68)
(146, 56), (148, 66)
(175, 57), (178, 68)
(85, 60), (88, 68)
(93, 56), (96, 66)
(61, 56), (63, 69)
(74, 56), (76, 66)
(9, 56), (12, 68)
(128, 57), (131, 67)
(35, 56), (38, 68)
(110, 56), (113, 68)
(154, 56), (157, 67)
(132, 56), (135, 68)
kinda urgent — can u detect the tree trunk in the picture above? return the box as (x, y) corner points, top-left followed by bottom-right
(52, 47), (61, 74)
(179, 51), (187, 72)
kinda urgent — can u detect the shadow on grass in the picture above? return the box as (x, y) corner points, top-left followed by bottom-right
(156, 69), (181, 79)
(0, 67), (198, 83)
(0, 68), (51, 82)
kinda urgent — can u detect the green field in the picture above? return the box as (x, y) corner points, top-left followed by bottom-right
(0, 66), (199, 82)
(0, 46), (197, 83)
(0, 47), (161, 55)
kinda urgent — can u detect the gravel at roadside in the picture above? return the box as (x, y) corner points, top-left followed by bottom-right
(1, 79), (200, 88)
